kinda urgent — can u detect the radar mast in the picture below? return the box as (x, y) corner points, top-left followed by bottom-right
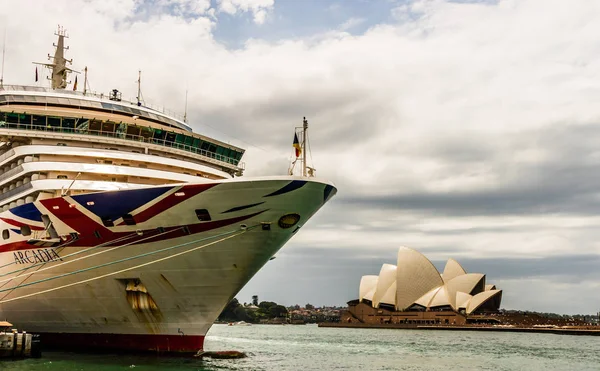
(33, 26), (79, 89)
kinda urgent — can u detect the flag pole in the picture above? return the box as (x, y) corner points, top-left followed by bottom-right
(83, 66), (88, 95)
(302, 117), (308, 177)
(136, 70), (142, 106)
(184, 89), (188, 123)
(0, 28), (5, 89)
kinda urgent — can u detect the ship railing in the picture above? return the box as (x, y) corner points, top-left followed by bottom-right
(0, 182), (32, 203)
(0, 149), (15, 164)
(126, 97), (185, 123)
(0, 122), (245, 170)
(0, 165), (24, 184)
(0, 85), (186, 123)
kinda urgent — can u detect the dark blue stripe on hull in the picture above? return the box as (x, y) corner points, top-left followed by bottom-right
(10, 203), (43, 222)
(264, 180), (307, 197)
(222, 202), (265, 213)
(71, 186), (174, 221)
(324, 184), (335, 203)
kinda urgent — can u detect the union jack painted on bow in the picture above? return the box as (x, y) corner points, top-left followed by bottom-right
(0, 183), (269, 253)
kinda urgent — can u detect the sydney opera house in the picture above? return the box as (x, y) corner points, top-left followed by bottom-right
(343, 247), (503, 325)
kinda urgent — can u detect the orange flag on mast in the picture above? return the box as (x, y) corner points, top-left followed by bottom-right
(293, 132), (301, 158)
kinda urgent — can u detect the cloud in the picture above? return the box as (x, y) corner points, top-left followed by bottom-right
(143, 0), (212, 18)
(3, 0), (600, 313)
(217, 0), (275, 24)
(339, 17), (366, 31)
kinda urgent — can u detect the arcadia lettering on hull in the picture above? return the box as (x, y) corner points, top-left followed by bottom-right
(13, 249), (63, 264)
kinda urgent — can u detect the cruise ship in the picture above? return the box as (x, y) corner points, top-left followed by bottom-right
(0, 29), (336, 354)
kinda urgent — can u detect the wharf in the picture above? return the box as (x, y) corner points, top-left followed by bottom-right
(0, 321), (42, 358)
(318, 322), (600, 336)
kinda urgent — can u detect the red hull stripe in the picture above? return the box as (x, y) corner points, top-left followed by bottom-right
(123, 183), (218, 225)
(0, 209), (267, 253)
(0, 217), (45, 231)
(40, 197), (112, 236)
(39, 197), (117, 247)
(137, 209), (267, 244)
(0, 240), (33, 252)
(38, 332), (205, 354)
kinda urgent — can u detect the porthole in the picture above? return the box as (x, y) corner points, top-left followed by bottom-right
(123, 214), (136, 226)
(2, 229), (8, 240)
(101, 217), (114, 227)
(278, 213), (301, 229)
(195, 209), (211, 221)
(20, 225), (31, 236)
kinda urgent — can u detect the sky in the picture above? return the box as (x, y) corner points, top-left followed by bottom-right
(2, 0), (600, 315)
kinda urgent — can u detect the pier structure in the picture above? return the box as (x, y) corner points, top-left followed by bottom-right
(0, 321), (41, 358)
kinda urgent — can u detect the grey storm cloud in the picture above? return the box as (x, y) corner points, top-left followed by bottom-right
(438, 255), (600, 282)
(338, 122), (600, 217)
(278, 247), (600, 283)
(195, 85), (387, 151)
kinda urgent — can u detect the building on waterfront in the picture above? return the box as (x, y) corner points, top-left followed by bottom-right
(342, 247), (502, 325)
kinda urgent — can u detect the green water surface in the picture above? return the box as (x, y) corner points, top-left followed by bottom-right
(4, 323), (599, 370)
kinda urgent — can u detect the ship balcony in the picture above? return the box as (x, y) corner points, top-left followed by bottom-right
(0, 121), (245, 174)
(0, 84), (190, 131)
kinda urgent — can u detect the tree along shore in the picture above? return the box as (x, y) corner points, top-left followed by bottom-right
(217, 298), (288, 324)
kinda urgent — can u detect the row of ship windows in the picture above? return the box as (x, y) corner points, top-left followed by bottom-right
(0, 94), (186, 131)
(0, 112), (244, 165)
(0, 209), (212, 240)
(2, 225), (31, 239)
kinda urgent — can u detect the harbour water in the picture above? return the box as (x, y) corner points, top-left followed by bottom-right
(4, 324), (600, 370)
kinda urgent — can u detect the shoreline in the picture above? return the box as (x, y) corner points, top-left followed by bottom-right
(318, 322), (600, 336)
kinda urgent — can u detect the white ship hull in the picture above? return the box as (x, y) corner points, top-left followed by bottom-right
(0, 176), (336, 353)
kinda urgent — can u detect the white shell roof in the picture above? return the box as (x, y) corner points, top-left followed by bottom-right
(428, 286), (451, 308)
(363, 286), (377, 302)
(413, 286), (442, 308)
(445, 273), (485, 309)
(466, 290), (502, 314)
(380, 281), (397, 306)
(359, 275), (378, 302)
(442, 258), (467, 282)
(455, 291), (472, 310)
(373, 264), (397, 308)
(396, 246), (443, 311)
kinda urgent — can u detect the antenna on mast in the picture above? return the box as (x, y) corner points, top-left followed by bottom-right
(83, 66), (88, 95)
(136, 70), (142, 106)
(0, 28), (6, 88)
(302, 117), (308, 177)
(33, 26), (79, 90)
(184, 89), (188, 123)
(288, 117), (315, 177)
